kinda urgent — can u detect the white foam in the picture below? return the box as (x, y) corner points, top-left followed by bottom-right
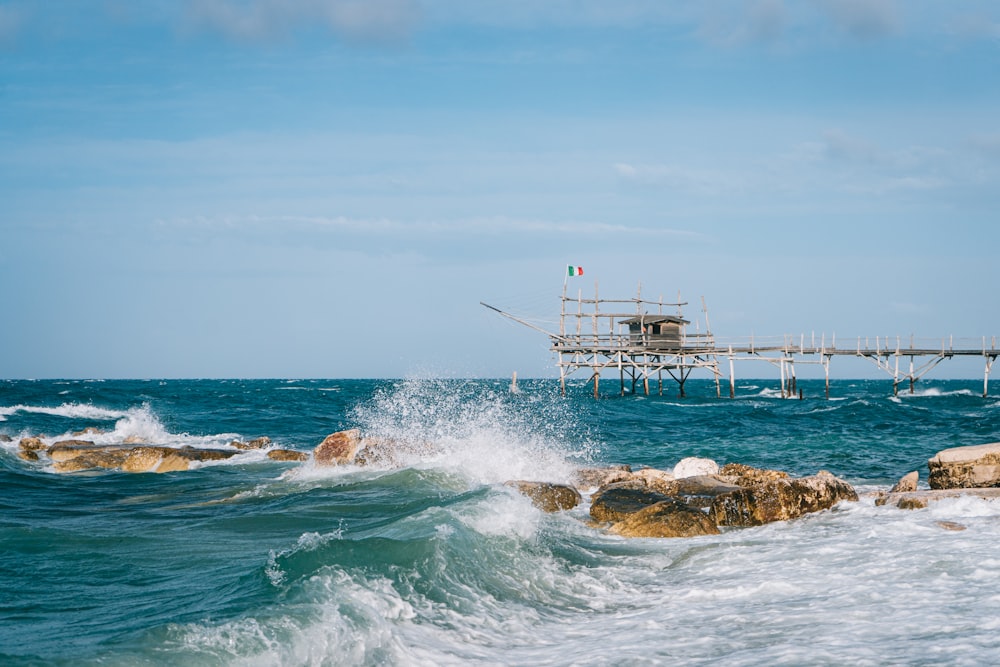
(0, 402), (128, 422)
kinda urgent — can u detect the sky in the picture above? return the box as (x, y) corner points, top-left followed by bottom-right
(1, 0), (999, 380)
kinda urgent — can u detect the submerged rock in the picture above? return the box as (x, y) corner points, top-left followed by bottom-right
(610, 500), (720, 538)
(928, 443), (1000, 489)
(709, 470), (858, 527)
(507, 481), (582, 512)
(19, 437), (46, 452)
(49, 443), (240, 473)
(590, 484), (675, 524)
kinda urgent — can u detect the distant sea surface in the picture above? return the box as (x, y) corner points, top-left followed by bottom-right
(3, 378), (1000, 666)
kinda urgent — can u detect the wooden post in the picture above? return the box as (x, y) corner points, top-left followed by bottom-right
(618, 352), (624, 396)
(985, 355), (995, 399)
(909, 356), (915, 394)
(729, 346), (735, 398)
(824, 355), (830, 399)
(780, 357), (787, 399)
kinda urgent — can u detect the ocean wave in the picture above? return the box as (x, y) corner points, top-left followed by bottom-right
(0, 402), (129, 422)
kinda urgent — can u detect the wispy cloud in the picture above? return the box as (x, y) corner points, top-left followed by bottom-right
(0, 4), (22, 47)
(613, 162), (746, 196)
(181, 0), (420, 43)
(818, 0), (899, 40)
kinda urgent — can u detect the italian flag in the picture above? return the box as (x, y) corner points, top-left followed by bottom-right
(567, 265), (584, 277)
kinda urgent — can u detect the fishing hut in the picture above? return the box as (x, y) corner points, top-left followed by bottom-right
(481, 282), (1000, 399)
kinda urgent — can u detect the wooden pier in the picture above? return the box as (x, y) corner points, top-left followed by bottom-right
(481, 284), (999, 399)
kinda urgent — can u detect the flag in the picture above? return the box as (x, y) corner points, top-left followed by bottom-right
(567, 265), (584, 277)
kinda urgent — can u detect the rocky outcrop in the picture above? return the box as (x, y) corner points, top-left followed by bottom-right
(314, 429), (361, 465)
(47, 442), (240, 473)
(673, 457), (719, 479)
(590, 484), (677, 523)
(230, 436), (272, 450)
(890, 471), (919, 493)
(877, 487), (1000, 510)
(268, 449), (309, 462)
(610, 500), (720, 538)
(507, 481), (582, 512)
(18, 437), (47, 461)
(571, 465), (633, 489)
(709, 469), (858, 527)
(928, 443), (1000, 489)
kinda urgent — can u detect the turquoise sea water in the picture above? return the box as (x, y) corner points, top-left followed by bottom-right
(2, 378), (1000, 666)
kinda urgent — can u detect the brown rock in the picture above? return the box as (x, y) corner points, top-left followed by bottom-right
(709, 471), (859, 527)
(572, 465), (632, 489)
(19, 437), (47, 452)
(507, 481), (582, 512)
(230, 436), (272, 450)
(590, 484), (674, 523)
(718, 463), (790, 487)
(47, 442), (103, 462)
(928, 443), (1000, 489)
(53, 449), (130, 473)
(121, 447), (168, 473)
(72, 427), (104, 436)
(18, 449), (40, 462)
(155, 452), (191, 473)
(123, 435), (147, 445)
(936, 521), (966, 531)
(659, 475), (745, 510)
(610, 500), (720, 538)
(897, 497), (928, 510)
(890, 471), (919, 494)
(268, 449), (309, 462)
(314, 429), (361, 466)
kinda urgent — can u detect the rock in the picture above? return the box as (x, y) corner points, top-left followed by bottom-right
(72, 427), (104, 436)
(18, 449), (40, 462)
(123, 435), (147, 445)
(936, 521), (966, 531)
(230, 436), (272, 450)
(1, 434), (13, 442)
(590, 484), (675, 523)
(610, 500), (720, 538)
(673, 457), (719, 479)
(890, 471), (919, 494)
(53, 449), (130, 473)
(353, 437), (407, 467)
(659, 475), (745, 510)
(268, 449), (308, 462)
(718, 463), (789, 487)
(877, 487), (1000, 509)
(47, 442), (103, 462)
(709, 470), (858, 527)
(928, 443), (1000, 489)
(572, 465), (632, 489)
(897, 497), (928, 510)
(630, 468), (676, 493)
(48, 444), (239, 473)
(314, 429), (361, 466)
(507, 481), (582, 512)
(19, 437), (47, 452)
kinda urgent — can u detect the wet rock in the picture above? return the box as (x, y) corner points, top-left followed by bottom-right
(709, 470), (858, 527)
(659, 475), (744, 510)
(230, 436), (272, 450)
(890, 471), (919, 494)
(268, 449), (309, 462)
(629, 468), (676, 494)
(53, 449), (131, 473)
(72, 427), (104, 437)
(18, 449), (40, 462)
(123, 435), (147, 445)
(610, 500), (720, 538)
(50, 444), (239, 473)
(314, 429), (361, 466)
(572, 465), (633, 489)
(507, 481), (582, 512)
(673, 457), (719, 479)
(718, 463), (790, 487)
(878, 487), (1000, 509)
(936, 521), (966, 531)
(590, 484), (675, 524)
(19, 437), (47, 452)
(47, 442), (103, 462)
(1, 434), (13, 442)
(928, 443), (1000, 489)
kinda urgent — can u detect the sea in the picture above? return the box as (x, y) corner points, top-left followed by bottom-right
(2, 377), (1000, 666)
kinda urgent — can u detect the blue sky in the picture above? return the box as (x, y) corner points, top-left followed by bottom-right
(1, 0), (999, 379)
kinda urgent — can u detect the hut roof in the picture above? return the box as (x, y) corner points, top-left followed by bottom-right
(619, 314), (689, 325)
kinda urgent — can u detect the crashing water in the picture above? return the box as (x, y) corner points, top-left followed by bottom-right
(1, 378), (999, 665)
